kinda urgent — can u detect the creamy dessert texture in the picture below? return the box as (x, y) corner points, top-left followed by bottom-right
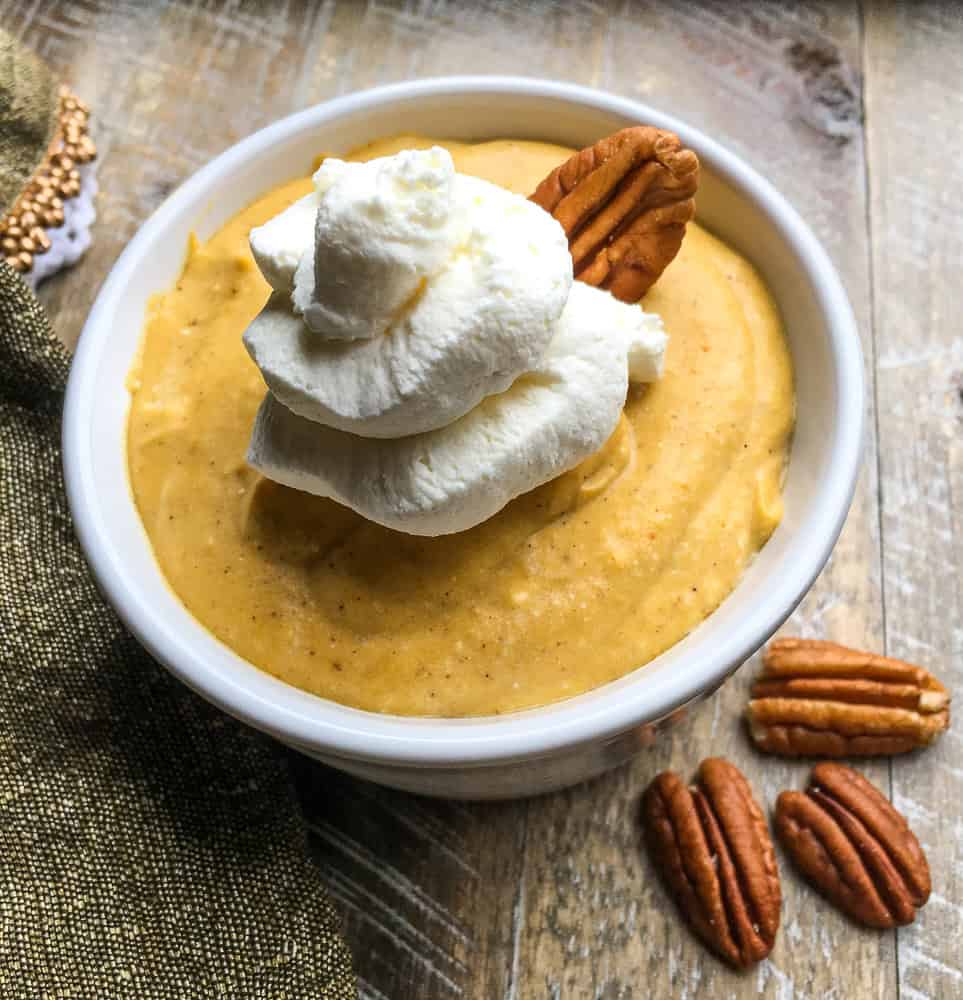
(127, 135), (794, 716)
(243, 146), (667, 534)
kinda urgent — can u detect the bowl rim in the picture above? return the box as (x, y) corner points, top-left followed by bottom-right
(63, 75), (864, 766)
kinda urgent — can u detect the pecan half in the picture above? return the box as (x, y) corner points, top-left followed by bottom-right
(641, 758), (780, 968)
(775, 763), (931, 928)
(748, 638), (950, 757)
(530, 127), (699, 302)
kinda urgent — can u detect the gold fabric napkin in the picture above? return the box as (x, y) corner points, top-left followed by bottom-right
(0, 29), (58, 215)
(0, 35), (356, 1000)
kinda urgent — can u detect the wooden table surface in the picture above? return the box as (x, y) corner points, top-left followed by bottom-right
(6, 1), (961, 996)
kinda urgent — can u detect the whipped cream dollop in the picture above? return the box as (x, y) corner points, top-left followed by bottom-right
(243, 147), (668, 536)
(247, 149), (571, 438)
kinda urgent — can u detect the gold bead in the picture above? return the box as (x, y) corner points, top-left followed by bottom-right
(5, 255), (22, 271)
(20, 211), (37, 228)
(50, 196), (63, 210)
(33, 229), (51, 252)
(6, 225), (22, 237)
(58, 155), (74, 171)
(51, 166), (64, 180)
(2, 237), (17, 252)
(20, 236), (35, 253)
(68, 169), (79, 182)
(34, 190), (51, 205)
(17, 250), (32, 269)
(50, 209), (64, 226)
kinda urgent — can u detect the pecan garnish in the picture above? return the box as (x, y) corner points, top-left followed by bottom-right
(642, 758), (780, 968)
(748, 638), (950, 757)
(775, 763), (931, 928)
(530, 127), (699, 302)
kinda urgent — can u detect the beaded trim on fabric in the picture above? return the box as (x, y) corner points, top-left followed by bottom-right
(1, 85), (96, 274)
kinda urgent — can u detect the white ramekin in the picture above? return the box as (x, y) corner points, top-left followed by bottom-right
(63, 77), (863, 799)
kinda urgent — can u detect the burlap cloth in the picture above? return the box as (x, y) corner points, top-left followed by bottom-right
(0, 38), (357, 1000)
(0, 30), (58, 216)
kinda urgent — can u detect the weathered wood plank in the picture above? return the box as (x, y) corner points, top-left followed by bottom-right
(0, 1), (926, 997)
(864, 3), (963, 997)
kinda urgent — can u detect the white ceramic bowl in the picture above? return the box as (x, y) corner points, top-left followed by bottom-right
(63, 77), (863, 800)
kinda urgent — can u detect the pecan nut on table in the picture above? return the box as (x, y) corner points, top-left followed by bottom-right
(775, 763), (931, 928)
(642, 758), (781, 969)
(748, 638), (950, 757)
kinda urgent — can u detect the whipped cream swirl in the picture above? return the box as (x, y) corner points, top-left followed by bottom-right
(243, 147), (667, 536)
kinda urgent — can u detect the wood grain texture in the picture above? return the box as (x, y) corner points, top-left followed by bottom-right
(2, 0), (957, 996)
(864, 3), (963, 998)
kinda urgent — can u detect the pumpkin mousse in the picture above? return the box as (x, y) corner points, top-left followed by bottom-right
(126, 132), (794, 716)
